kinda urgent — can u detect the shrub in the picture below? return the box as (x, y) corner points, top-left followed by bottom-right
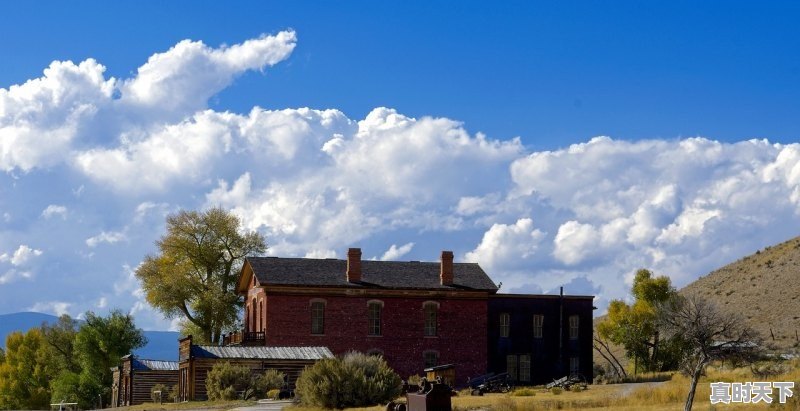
(267, 389), (281, 400)
(205, 362), (263, 400)
(295, 351), (402, 408)
(253, 369), (286, 395)
(150, 383), (173, 403)
(169, 385), (179, 402)
(406, 374), (423, 386)
(550, 387), (563, 395)
(511, 388), (537, 397)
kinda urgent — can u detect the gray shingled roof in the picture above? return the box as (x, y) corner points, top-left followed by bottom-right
(191, 345), (334, 360)
(132, 358), (179, 371)
(246, 258), (498, 291)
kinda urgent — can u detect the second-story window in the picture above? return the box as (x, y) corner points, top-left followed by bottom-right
(500, 313), (510, 337)
(368, 301), (382, 336)
(533, 314), (544, 338)
(423, 302), (438, 336)
(311, 300), (325, 335)
(569, 315), (579, 340)
(250, 298), (257, 332)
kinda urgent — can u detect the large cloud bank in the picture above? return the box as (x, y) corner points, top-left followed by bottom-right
(1, 31), (799, 329)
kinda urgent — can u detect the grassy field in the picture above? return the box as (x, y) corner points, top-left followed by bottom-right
(290, 360), (800, 411)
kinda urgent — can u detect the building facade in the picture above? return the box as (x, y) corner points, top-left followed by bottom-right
(111, 355), (178, 407)
(234, 249), (496, 383)
(233, 248), (595, 386)
(487, 293), (595, 384)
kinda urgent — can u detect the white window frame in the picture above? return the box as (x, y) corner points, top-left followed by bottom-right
(310, 299), (326, 335)
(367, 300), (383, 336)
(500, 313), (510, 338)
(533, 314), (544, 339)
(423, 301), (439, 337)
(569, 315), (579, 340)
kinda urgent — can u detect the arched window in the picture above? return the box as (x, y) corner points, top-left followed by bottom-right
(251, 298), (257, 332)
(310, 299), (326, 335)
(367, 300), (383, 336)
(259, 300), (264, 331)
(423, 301), (438, 336)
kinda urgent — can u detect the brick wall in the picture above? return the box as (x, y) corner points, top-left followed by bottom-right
(264, 294), (488, 385)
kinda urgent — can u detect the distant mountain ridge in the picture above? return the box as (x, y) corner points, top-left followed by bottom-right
(0, 312), (180, 360)
(681, 235), (800, 350)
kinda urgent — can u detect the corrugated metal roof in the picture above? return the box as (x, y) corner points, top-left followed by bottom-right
(191, 345), (334, 360)
(131, 358), (179, 371)
(246, 257), (498, 291)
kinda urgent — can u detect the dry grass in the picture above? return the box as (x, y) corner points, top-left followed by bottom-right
(289, 360), (800, 411)
(110, 399), (255, 411)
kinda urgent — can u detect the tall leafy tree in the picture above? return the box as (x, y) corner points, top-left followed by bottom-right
(597, 269), (681, 372)
(41, 315), (80, 374)
(0, 329), (53, 410)
(73, 310), (146, 408)
(136, 207), (267, 344)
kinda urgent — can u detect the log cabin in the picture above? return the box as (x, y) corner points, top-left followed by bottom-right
(111, 355), (178, 407)
(177, 335), (333, 401)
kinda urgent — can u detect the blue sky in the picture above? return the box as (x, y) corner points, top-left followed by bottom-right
(1, 2), (799, 330)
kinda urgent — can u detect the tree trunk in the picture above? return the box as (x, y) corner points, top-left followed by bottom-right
(651, 331), (659, 370)
(685, 365), (703, 411)
(593, 337), (628, 378)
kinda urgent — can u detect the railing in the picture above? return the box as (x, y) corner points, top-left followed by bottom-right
(244, 331), (266, 344)
(223, 331), (265, 346)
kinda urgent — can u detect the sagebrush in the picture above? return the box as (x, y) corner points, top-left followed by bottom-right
(205, 362), (285, 400)
(295, 351), (402, 408)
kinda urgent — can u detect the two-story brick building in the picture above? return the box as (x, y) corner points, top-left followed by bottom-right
(234, 249), (496, 382)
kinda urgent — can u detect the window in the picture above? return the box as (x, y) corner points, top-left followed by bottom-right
(367, 349), (383, 357)
(533, 314), (544, 339)
(570, 357), (580, 376)
(500, 313), (510, 337)
(250, 298), (257, 332)
(424, 351), (439, 368)
(259, 300), (264, 331)
(368, 301), (382, 336)
(423, 302), (438, 336)
(311, 300), (325, 335)
(569, 315), (579, 340)
(506, 355), (518, 381)
(519, 354), (531, 382)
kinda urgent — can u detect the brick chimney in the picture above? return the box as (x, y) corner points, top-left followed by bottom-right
(347, 248), (362, 282)
(440, 250), (454, 285)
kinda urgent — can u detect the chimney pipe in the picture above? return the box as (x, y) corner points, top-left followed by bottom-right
(347, 248), (362, 282)
(440, 251), (454, 285)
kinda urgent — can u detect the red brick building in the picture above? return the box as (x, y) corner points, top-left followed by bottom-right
(234, 248), (497, 381)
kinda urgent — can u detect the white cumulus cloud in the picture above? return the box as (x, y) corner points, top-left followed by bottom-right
(86, 231), (126, 248)
(41, 204), (68, 219)
(380, 243), (415, 261)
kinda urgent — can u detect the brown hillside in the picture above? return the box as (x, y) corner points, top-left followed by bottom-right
(681, 235), (800, 350)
